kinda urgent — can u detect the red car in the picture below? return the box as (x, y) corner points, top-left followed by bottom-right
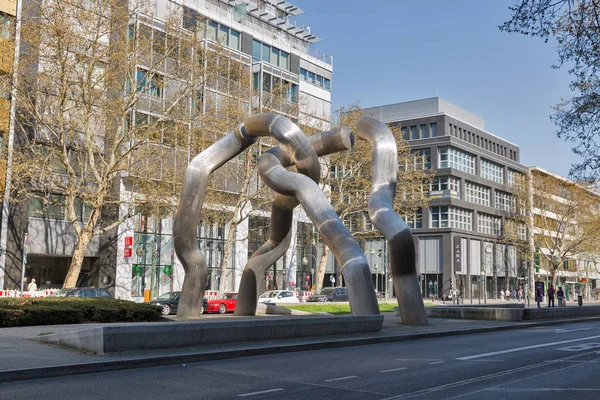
(206, 292), (238, 314)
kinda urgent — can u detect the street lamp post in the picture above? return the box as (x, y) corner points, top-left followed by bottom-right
(302, 253), (317, 293)
(369, 246), (389, 301)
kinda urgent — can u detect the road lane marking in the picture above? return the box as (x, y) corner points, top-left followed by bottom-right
(396, 358), (441, 361)
(428, 361), (444, 365)
(555, 327), (594, 333)
(238, 388), (283, 397)
(556, 343), (600, 352)
(456, 334), (600, 360)
(380, 367), (408, 373)
(324, 375), (357, 382)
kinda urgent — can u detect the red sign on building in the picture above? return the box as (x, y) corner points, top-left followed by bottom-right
(124, 236), (133, 258)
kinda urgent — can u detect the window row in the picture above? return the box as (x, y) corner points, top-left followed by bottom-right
(405, 209), (423, 229)
(300, 68), (331, 91)
(477, 213), (502, 235)
(438, 146), (475, 174)
(481, 159), (504, 184)
(449, 123), (517, 161)
(465, 182), (491, 207)
(252, 40), (290, 70)
(430, 176), (460, 194)
(404, 149), (431, 170)
(430, 206), (473, 230)
(401, 123), (437, 141)
(182, 7), (241, 51)
(29, 193), (93, 223)
(495, 191), (515, 213)
(253, 72), (298, 103)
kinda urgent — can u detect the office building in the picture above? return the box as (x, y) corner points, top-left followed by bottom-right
(0, 0), (333, 301)
(364, 98), (529, 301)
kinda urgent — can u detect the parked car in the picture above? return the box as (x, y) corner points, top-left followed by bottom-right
(206, 292), (238, 314)
(258, 290), (300, 304)
(307, 287), (348, 302)
(47, 287), (113, 299)
(150, 291), (209, 315)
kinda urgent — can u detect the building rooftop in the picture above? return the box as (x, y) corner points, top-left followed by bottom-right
(365, 97), (485, 130)
(364, 97), (519, 147)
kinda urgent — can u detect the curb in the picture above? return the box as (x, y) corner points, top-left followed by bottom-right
(1, 315), (599, 384)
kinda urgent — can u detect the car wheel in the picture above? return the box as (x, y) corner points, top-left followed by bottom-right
(218, 304), (227, 314)
(200, 305), (205, 314)
(327, 299), (332, 302)
(161, 304), (171, 315)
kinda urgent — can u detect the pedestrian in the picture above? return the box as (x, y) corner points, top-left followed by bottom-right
(517, 288), (523, 303)
(506, 289), (511, 301)
(557, 286), (565, 307)
(512, 288), (517, 301)
(547, 284), (555, 308)
(27, 278), (37, 292)
(536, 285), (543, 308)
(500, 288), (504, 301)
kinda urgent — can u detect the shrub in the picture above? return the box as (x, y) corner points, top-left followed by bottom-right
(0, 297), (161, 327)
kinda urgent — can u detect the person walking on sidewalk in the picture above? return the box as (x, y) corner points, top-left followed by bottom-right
(547, 285), (555, 308)
(557, 286), (565, 307)
(500, 289), (504, 301)
(27, 279), (37, 292)
(536, 285), (543, 308)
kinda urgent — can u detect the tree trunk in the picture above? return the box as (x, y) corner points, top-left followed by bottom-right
(63, 230), (93, 288)
(315, 245), (329, 293)
(552, 266), (558, 287)
(219, 221), (236, 293)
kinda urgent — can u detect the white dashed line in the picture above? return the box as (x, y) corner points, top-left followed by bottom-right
(324, 375), (357, 382)
(380, 367), (408, 373)
(428, 361), (444, 365)
(238, 388), (284, 397)
(457, 334), (600, 360)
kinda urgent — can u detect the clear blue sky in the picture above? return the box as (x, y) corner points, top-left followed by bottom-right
(293, 0), (577, 177)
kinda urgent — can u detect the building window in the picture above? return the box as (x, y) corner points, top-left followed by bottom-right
(495, 190), (515, 212)
(431, 206), (472, 230)
(405, 149), (431, 170)
(420, 124), (428, 138)
(430, 123), (437, 137)
(136, 68), (164, 98)
(438, 147), (475, 174)
(410, 126), (418, 140)
(430, 176), (460, 196)
(405, 208), (423, 229)
(477, 213), (501, 235)
(507, 169), (517, 186)
(465, 182), (491, 207)
(0, 13), (12, 40)
(300, 68), (331, 91)
(401, 127), (408, 140)
(480, 159), (504, 184)
(430, 206), (449, 228)
(252, 39), (289, 70)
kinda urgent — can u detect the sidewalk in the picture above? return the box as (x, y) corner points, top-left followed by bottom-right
(1, 304), (599, 384)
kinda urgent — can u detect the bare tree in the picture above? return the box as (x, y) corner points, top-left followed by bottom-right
(309, 105), (433, 293)
(511, 169), (600, 288)
(501, 1), (600, 178)
(10, 0), (241, 287)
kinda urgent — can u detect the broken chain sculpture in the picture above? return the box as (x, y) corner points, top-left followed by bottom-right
(173, 113), (427, 325)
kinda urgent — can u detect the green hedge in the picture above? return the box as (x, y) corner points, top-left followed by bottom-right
(0, 297), (161, 327)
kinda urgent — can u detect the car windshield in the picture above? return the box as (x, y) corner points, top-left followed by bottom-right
(319, 289), (335, 295)
(156, 292), (177, 300)
(259, 291), (278, 298)
(47, 289), (73, 297)
(219, 293), (236, 299)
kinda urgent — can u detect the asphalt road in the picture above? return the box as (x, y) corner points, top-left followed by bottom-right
(2, 320), (600, 399)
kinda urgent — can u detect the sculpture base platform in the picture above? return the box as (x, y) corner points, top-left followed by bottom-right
(32, 314), (384, 355)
